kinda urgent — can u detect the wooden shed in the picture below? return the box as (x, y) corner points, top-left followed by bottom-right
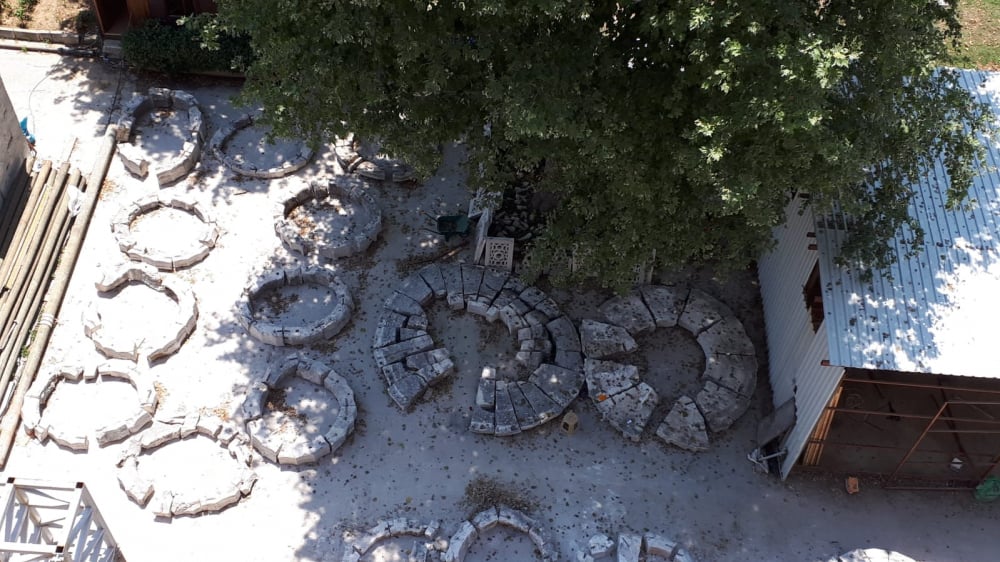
(757, 69), (1000, 489)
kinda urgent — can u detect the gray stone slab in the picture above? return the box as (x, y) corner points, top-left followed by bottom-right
(584, 359), (640, 398)
(695, 381), (750, 432)
(476, 378), (496, 410)
(503, 276), (527, 293)
(678, 288), (728, 334)
(696, 316), (755, 356)
(517, 381), (563, 423)
(533, 297), (561, 320)
(702, 353), (757, 398)
(528, 363), (583, 407)
(580, 319), (638, 359)
(598, 382), (659, 441)
(499, 306), (527, 336)
(469, 406), (496, 434)
(381, 362), (409, 386)
(417, 264), (447, 298)
(656, 396), (710, 452)
(616, 533), (642, 562)
(461, 265), (485, 298)
(524, 309), (548, 327)
(472, 507), (501, 532)
(398, 328), (429, 342)
(443, 520), (477, 562)
(479, 268), (508, 299)
(492, 288), (521, 310)
(373, 334), (434, 367)
(439, 264), (463, 300)
(385, 291), (425, 317)
(588, 534), (615, 557)
(399, 273), (434, 306)
(546, 315), (581, 353)
(519, 286), (547, 307)
(640, 285), (689, 328)
(406, 313), (428, 330)
(493, 381), (521, 436)
(508, 382), (543, 430)
(600, 292), (656, 335)
(554, 350), (583, 371)
(497, 507), (535, 532)
(388, 374), (428, 410)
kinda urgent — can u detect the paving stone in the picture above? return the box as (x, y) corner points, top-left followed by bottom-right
(499, 306), (527, 336)
(515, 350), (544, 371)
(519, 338), (552, 355)
(519, 286), (547, 307)
(508, 382), (544, 430)
(385, 291), (425, 317)
(644, 533), (686, 560)
(493, 381), (521, 436)
(443, 520), (477, 562)
(476, 378), (496, 410)
(616, 533), (642, 562)
(388, 374), (428, 410)
(408, 542), (431, 562)
(640, 285), (689, 328)
(398, 273), (434, 306)
(580, 319), (638, 359)
(678, 288), (728, 334)
(506, 297), (532, 316)
(418, 264), (447, 298)
(702, 353), (757, 398)
(492, 288), (521, 310)
(440, 264), (463, 300)
(472, 507), (501, 532)
(447, 292), (465, 310)
(461, 265), (484, 298)
(117, 458), (153, 506)
(414, 358), (454, 386)
(497, 507), (534, 532)
(467, 299), (491, 317)
(140, 423), (180, 450)
(695, 381), (749, 433)
(398, 328), (429, 342)
(469, 406), (496, 434)
(517, 381), (563, 423)
(584, 359), (640, 399)
(247, 419), (280, 463)
(656, 396), (710, 452)
(277, 433), (331, 465)
(529, 363), (584, 407)
(533, 297), (561, 320)
(479, 268), (508, 301)
(524, 309), (548, 327)
(600, 293), (655, 335)
(696, 316), (755, 356)
(382, 362), (409, 386)
(546, 316), (581, 352)
(588, 534), (615, 557)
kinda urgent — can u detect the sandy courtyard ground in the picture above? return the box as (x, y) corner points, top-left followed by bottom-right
(1, 50), (998, 562)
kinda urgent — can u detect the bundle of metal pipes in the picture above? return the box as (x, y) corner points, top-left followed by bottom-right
(0, 127), (118, 467)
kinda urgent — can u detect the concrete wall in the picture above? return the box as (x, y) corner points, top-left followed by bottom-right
(757, 196), (844, 478)
(0, 74), (29, 219)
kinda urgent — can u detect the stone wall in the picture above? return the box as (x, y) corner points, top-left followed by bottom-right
(0, 75), (29, 221)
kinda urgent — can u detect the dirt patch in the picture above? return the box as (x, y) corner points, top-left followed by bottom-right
(1, 0), (91, 31)
(460, 475), (538, 518)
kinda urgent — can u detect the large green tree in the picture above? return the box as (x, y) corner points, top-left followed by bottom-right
(217, 0), (987, 288)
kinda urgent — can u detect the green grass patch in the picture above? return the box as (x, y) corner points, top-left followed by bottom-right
(952, 0), (1000, 69)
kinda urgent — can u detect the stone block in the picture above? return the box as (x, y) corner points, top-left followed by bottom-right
(461, 265), (485, 297)
(518, 286), (546, 307)
(385, 291), (425, 317)
(492, 289), (520, 310)
(500, 306), (527, 336)
(508, 382), (544, 430)
(528, 363), (583, 407)
(479, 268), (508, 299)
(696, 316), (755, 356)
(399, 273), (434, 306)
(524, 309), (548, 327)
(469, 406), (496, 434)
(373, 334), (435, 367)
(588, 534), (615, 557)
(584, 359), (640, 399)
(388, 374), (428, 410)
(140, 423), (180, 450)
(447, 292), (465, 310)
(381, 362), (409, 387)
(517, 382), (563, 423)
(600, 293), (655, 335)
(467, 299), (491, 317)
(472, 507), (501, 532)
(118, 458), (154, 506)
(616, 533), (642, 562)
(399, 328), (429, 342)
(640, 285), (689, 328)
(443, 520), (477, 562)
(247, 419), (279, 463)
(546, 315), (581, 352)
(580, 319), (637, 359)
(439, 263), (463, 299)
(554, 350), (583, 372)
(695, 381), (749, 433)
(515, 350), (544, 371)
(415, 358), (454, 386)
(702, 353), (757, 398)
(196, 414), (223, 438)
(407, 313), (429, 330)
(656, 396), (710, 452)
(417, 264), (447, 298)
(497, 507), (534, 532)
(278, 434), (331, 464)
(644, 534), (682, 559)
(476, 378), (496, 410)
(493, 381), (521, 436)
(678, 288), (728, 334)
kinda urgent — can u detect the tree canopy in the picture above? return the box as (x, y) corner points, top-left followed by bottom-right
(216, 0), (987, 288)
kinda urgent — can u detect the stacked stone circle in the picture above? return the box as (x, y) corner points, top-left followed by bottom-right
(83, 265), (199, 363)
(445, 507), (556, 562)
(274, 177), (382, 259)
(236, 265), (354, 346)
(112, 194), (219, 271)
(115, 87), (205, 186)
(334, 134), (416, 183)
(21, 361), (156, 450)
(373, 264), (584, 437)
(116, 415), (257, 518)
(209, 113), (314, 179)
(583, 532), (696, 562)
(241, 355), (357, 465)
(340, 518), (442, 562)
(581, 285), (756, 451)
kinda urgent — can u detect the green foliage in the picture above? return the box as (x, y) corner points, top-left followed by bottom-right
(218, 0), (988, 290)
(122, 15), (252, 75)
(14, 0), (38, 27)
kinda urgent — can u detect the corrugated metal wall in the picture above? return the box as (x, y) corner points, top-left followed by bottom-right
(758, 198), (844, 478)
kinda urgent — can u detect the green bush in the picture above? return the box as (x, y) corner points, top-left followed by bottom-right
(121, 16), (252, 75)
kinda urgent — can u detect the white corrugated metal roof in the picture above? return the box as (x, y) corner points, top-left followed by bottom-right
(817, 69), (1000, 378)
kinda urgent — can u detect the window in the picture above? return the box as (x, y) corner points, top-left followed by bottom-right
(803, 261), (824, 331)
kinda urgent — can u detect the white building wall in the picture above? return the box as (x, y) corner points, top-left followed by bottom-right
(758, 197), (844, 478)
